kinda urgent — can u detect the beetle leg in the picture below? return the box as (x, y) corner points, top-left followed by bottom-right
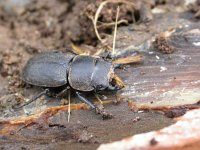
(75, 92), (96, 109)
(94, 95), (113, 119)
(76, 92), (113, 119)
(13, 89), (49, 109)
(112, 54), (144, 65)
(56, 87), (70, 98)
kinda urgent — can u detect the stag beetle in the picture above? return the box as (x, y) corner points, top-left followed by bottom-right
(14, 48), (143, 119)
(14, 51), (128, 112)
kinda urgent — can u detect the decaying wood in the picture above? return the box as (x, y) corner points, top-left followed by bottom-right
(98, 108), (200, 150)
(0, 100), (113, 135)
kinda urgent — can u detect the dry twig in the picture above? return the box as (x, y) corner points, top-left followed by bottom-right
(89, 0), (135, 45)
(112, 6), (120, 55)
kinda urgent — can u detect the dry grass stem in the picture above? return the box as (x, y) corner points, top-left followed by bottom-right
(112, 6), (120, 55)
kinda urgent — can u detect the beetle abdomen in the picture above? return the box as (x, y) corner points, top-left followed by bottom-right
(68, 55), (113, 91)
(22, 52), (75, 87)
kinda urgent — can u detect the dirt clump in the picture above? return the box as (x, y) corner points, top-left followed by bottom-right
(77, 130), (97, 144)
(78, 0), (153, 45)
(154, 31), (175, 54)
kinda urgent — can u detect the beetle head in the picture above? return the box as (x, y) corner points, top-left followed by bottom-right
(90, 59), (125, 91)
(90, 60), (115, 91)
(91, 72), (124, 91)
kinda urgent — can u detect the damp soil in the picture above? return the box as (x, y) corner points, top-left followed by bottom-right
(0, 0), (199, 150)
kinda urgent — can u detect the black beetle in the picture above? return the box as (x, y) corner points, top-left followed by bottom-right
(16, 51), (125, 111)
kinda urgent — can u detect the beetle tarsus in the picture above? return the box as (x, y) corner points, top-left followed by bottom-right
(13, 89), (49, 110)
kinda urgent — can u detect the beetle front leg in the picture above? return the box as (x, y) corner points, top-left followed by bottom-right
(76, 92), (112, 119)
(75, 92), (96, 109)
